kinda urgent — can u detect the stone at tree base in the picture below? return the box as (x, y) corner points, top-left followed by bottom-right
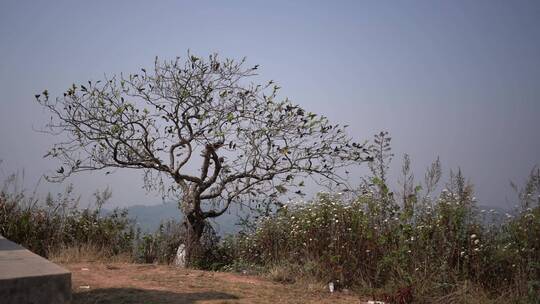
(0, 235), (71, 304)
(173, 243), (186, 267)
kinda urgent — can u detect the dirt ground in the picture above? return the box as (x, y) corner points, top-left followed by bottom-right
(63, 262), (365, 304)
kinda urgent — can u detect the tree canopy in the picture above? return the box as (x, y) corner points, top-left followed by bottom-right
(36, 54), (371, 262)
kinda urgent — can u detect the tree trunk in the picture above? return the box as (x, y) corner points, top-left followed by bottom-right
(183, 208), (206, 267)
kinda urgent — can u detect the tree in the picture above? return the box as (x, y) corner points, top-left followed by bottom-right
(36, 54), (370, 265)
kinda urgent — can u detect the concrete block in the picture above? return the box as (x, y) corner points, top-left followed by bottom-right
(0, 235), (71, 304)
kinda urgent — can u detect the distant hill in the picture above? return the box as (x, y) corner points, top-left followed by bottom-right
(121, 202), (250, 235)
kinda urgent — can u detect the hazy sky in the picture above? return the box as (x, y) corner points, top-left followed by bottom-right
(0, 0), (539, 208)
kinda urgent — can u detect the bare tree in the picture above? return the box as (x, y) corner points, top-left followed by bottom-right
(368, 131), (393, 186)
(36, 54), (370, 265)
(399, 153), (415, 214)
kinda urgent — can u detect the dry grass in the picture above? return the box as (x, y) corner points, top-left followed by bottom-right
(49, 244), (133, 264)
(265, 263), (298, 284)
(426, 282), (513, 304)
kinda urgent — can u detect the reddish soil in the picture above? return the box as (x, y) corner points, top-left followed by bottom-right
(64, 262), (365, 304)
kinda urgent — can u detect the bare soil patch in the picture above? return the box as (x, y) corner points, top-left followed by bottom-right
(64, 262), (364, 304)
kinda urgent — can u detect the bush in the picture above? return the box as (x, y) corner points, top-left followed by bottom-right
(0, 169), (225, 268)
(219, 163), (540, 303)
(0, 172), (134, 259)
(133, 218), (228, 270)
(134, 219), (184, 264)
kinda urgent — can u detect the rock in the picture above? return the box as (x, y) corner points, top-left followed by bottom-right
(328, 282), (335, 293)
(173, 244), (186, 267)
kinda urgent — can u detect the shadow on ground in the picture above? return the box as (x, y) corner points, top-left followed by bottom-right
(73, 288), (239, 304)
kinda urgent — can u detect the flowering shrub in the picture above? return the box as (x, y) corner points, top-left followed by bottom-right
(222, 166), (540, 302)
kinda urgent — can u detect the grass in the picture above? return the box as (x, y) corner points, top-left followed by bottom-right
(49, 243), (133, 264)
